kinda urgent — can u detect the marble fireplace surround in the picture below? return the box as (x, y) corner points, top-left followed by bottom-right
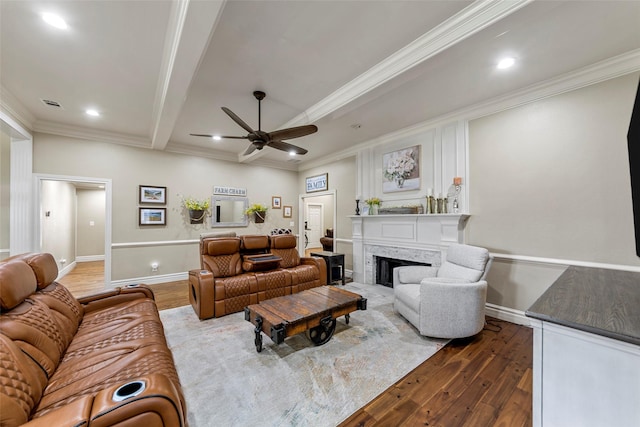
(350, 214), (470, 285)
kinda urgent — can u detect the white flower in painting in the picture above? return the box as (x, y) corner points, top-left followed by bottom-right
(384, 149), (416, 182)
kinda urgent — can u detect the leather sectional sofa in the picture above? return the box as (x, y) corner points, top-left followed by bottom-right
(0, 253), (186, 427)
(189, 234), (327, 319)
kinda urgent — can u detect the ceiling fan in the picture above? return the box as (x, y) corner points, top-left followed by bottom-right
(190, 91), (317, 156)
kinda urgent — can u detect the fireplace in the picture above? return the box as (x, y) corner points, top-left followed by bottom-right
(375, 256), (431, 287)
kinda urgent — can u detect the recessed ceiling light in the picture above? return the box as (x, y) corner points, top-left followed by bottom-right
(86, 109), (100, 117)
(212, 135), (221, 141)
(42, 13), (68, 30)
(497, 57), (516, 70)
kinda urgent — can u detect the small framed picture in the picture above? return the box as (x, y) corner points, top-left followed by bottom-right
(283, 206), (292, 218)
(139, 208), (166, 226)
(139, 185), (166, 204)
(272, 196), (282, 209)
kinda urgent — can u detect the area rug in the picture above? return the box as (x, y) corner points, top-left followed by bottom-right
(159, 283), (448, 426)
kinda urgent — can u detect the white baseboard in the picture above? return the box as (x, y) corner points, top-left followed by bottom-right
(110, 272), (189, 287)
(76, 255), (105, 262)
(485, 302), (530, 327)
(57, 261), (77, 280)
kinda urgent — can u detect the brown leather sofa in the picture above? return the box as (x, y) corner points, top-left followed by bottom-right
(320, 228), (334, 251)
(189, 234), (327, 319)
(0, 253), (186, 427)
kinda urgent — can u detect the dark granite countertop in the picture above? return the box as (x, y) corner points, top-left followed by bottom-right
(526, 266), (640, 346)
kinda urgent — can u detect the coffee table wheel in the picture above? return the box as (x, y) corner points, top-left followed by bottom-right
(306, 317), (336, 346)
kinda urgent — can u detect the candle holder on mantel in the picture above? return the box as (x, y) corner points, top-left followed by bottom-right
(447, 177), (462, 213)
(355, 199), (360, 216)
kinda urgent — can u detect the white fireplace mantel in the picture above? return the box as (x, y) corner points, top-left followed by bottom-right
(350, 214), (470, 284)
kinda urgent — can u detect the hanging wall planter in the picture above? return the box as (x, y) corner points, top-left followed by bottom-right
(245, 203), (269, 224)
(189, 209), (206, 224)
(181, 196), (210, 225)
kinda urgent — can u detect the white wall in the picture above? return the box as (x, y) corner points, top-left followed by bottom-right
(0, 124), (10, 259)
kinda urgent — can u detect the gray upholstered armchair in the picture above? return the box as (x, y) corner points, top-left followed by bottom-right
(393, 243), (491, 339)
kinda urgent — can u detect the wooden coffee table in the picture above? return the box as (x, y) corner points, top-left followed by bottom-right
(244, 286), (367, 352)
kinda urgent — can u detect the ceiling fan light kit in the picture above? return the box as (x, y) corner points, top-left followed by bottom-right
(190, 91), (317, 156)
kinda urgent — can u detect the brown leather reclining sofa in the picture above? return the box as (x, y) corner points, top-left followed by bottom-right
(0, 253), (186, 427)
(189, 234), (327, 319)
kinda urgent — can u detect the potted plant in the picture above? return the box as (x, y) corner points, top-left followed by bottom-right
(365, 197), (382, 215)
(245, 203), (268, 223)
(183, 196), (210, 224)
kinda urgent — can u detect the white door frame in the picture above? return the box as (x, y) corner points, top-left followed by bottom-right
(298, 190), (336, 256)
(34, 174), (112, 285)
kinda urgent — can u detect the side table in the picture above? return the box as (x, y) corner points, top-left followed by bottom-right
(310, 251), (345, 285)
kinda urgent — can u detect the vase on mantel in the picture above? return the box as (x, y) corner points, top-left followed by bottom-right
(369, 205), (379, 215)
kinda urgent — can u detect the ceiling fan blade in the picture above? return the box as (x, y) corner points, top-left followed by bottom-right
(219, 135), (249, 140)
(222, 107), (255, 134)
(243, 143), (258, 156)
(190, 133), (248, 140)
(268, 140), (308, 155)
(268, 125), (318, 141)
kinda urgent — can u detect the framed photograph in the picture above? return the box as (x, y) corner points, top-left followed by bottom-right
(306, 173), (328, 193)
(139, 185), (166, 204)
(382, 145), (420, 193)
(139, 208), (166, 226)
(272, 196), (282, 209)
(283, 205), (292, 218)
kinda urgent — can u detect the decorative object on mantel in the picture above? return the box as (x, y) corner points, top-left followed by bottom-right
(426, 188), (435, 214)
(355, 197), (361, 216)
(245, 203), (268, 223)
(182, 196), (210, 224)
(383, 145), (420, 193)
(378, 205), (424, 215)
(365, 197), (382, 215)
(447, 177), (462, 213)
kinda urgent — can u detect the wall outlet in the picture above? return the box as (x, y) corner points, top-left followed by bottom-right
(289, 221), (295, 227)
(151, 262), (159, 272)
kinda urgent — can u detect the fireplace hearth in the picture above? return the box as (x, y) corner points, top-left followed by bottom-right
(375, 256), (431, 287)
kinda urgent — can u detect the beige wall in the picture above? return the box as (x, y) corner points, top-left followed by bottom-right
(33, 133), (300, 281)
(41, 180), (76, 270)
(77, 188), (106, 257)
(300, 156), (356, 270)
(468, 72), (640, 311)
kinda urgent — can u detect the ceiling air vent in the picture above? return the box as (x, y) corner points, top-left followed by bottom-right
(41, 99), (63, 108)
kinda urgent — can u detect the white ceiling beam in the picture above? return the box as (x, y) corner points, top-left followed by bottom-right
(150, 0), (225, 151)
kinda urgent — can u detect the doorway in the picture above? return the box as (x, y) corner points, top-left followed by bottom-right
(35, 174), (112, 285)
(299, 190), (336, 257)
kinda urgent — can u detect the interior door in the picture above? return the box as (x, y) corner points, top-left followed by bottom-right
(307, 204), (323, 249)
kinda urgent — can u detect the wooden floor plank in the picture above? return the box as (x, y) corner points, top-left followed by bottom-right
(59, 263), (532, 426)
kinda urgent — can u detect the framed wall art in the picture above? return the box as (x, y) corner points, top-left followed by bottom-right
(382, 145), (420, 193)
(139, 208), (166, 226)
(139, 185), (166, 204)
(272, 196), (282, 209)
(306, 173), (328, 193)
(283, 205), (292, 218)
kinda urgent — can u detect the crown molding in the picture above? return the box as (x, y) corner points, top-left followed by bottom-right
(283, 0), (533, 130)
(299, 49), (640, 172)
(33, 120), (150, 148)
(0, 85), (36, 132)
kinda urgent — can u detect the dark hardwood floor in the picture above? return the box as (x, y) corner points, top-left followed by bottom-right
(60, 261), (532, 426)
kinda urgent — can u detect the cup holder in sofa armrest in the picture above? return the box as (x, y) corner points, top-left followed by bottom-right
(113, 380), (146, 402)
(124, 283), (140, 288)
